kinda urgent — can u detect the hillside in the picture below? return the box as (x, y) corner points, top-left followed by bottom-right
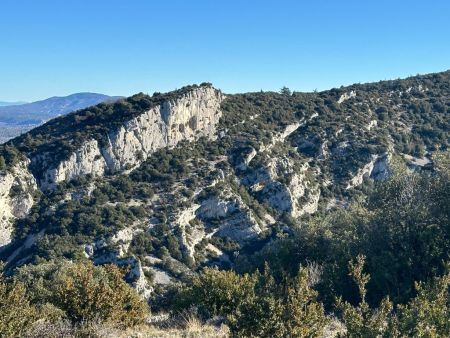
(0, 72), (449, 336)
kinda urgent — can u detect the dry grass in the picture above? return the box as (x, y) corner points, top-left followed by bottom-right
(117, 323), (230, 338)
(24, 314), (230, 338)
(25, 319), (118, 338)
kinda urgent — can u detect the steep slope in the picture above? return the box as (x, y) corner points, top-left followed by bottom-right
(8, 85), (224, 189)
(0, 84), (224, 249)
(0, 160), (37, 246)
(0, 72), (448, 297)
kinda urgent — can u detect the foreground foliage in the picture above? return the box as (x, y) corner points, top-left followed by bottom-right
(178, 265), (328, 337)
(237, 158), (450, 307)
(172, 160), (450, 337)
(0, 263), (37, 337)
(0, 261), (149, 337)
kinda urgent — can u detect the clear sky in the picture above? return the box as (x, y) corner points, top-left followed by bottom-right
(1, 0), (449, 101)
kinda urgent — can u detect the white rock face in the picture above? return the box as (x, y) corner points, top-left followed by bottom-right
(261, 182), (294, 213)
(197, 196), (238, 219)
(6, 229), (45, 263)
(260, 122), (301, 153)
(111, 226), (142, 257)
(288, 172), (320, 217)
(346, 156), (377, 189)
(173, 204), (202, 260)
(196, 191), (264, 243)
(41, 139), (106, 189)
(276, 123), (301, 142)
(146, 266), (172, 285)
(40, 86), (224, 188)
(319, 141), (329, 159)
(238, 119), (320, 217)
(298, 188), (321, 215)
(366, 119), (378, 131)
(338, 91), (356, 104)
(245, 156), (319, 218)
(128, 259), (153, 299)
(266, 173), (319, 218)
(346, 154), (391, 189)
(168, 182), (267, 262)
(0, 160), (37, 247)
(236, 147), (257, 170)
(402, 153), (431, 170)
(372, 154), (391, 180)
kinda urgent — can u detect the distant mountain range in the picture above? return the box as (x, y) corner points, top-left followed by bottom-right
(0, 101), (27, 107)
(0, 93), (122, 143)
(0, 93), (123, 125)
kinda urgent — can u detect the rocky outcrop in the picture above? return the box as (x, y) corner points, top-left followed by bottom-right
(6, 229), (45, 263)
(84, 235), (153, 298)
(338, 91), (356, 104)
(346, 157), (377, 190)
(39, 86), (224, 189)
(41, 140), (106, 189)
(0, 160), (37, 247)
(196, 191), (264, 243)
(102, 86), (224, 172)
(244, 156), (319, 218)
(260, 122), (301, 153)
(372, 154), (391, 180)
(111, 226), (142, 257)
(128, 259), (153, 299)
(161, 181), (267, 263)
(173, 204), (202, 260)
(274, 123), (302, 143)
(236, 147), (257, 170)
(297, 188), (321, 215)
(346, 153), (391, 189)
(366, 119), (378, 131)
(402, 154), (432, 171)
(196, 195), (239, 219)
(261, 171), (319, 218)
(145, 266), (172, 286)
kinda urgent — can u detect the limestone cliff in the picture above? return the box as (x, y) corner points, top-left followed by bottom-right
(102, 86), (224, 172)
(41, 139), (107, 189)
(39, 86), (224, 189)
(346, 153), (391, 190)
(0, 160), (37, 247)
(249, 158), (320, 218)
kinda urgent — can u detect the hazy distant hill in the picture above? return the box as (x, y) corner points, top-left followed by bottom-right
(0, 93), (122, 143)
(0, 93), (122, 125)
(0, 101), (27, 107)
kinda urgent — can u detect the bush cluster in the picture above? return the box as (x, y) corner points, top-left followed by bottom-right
(0, 261), (149, 337)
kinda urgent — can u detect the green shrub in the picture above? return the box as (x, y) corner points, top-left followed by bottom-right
(335, 255), (393, 338)
(177, 265), (328, 337)
(0, 262), (37, 337)
(178, 268), (257, 317)
(15, 261), (149, 329)
(53, 262), (148, 327)
(394, 270), (450, 337)
(336, 256), (450, 337)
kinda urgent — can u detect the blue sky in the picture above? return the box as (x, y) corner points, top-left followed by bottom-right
(1, 0), (449, 101)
